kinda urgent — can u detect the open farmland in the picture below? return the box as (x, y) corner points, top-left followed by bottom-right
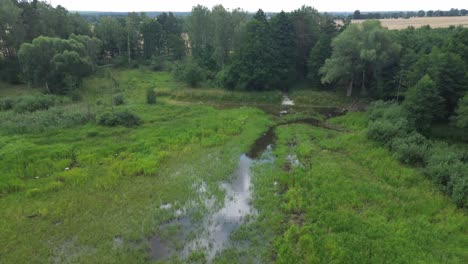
(339, 16), (468, 29)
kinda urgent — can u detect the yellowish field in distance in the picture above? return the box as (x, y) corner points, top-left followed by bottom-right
(336, 16), (468, 29)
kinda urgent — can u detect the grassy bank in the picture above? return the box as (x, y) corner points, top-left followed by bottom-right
(0, 69), (274, 262)
(0, 69), (466, 263)
(215, 113), (467, 263)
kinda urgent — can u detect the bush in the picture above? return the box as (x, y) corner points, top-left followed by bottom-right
(13, 94), (59, 113)
(367, 119), (411, 146)
(113, 94), (124, 106)
(425, 145), (464, 188)
(450, 173), (468, 208)
(425, 144), (468, 207)
(391, 132), (431, 165)
(98, 111), (142, 128)
(173, 61), (206, 87)
(0, 108), (95, 134)
(0, 97), (15, 111)
(452, 92), (468, 128)
(147, 88), (156, 104)
(368, 101), (409, 122)
(216, 66), (239, 90)
(367, 101), (413, 145)
(150, 56), (165, 71)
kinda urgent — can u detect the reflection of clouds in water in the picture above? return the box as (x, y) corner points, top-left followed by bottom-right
(151, 146), (275, 262)
(282, 95), (295, 106)
(183, 149), (274, 262)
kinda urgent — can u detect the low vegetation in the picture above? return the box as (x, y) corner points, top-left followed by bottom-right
(0, 1), (467, 263)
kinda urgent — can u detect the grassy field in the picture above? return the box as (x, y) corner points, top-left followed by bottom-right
(336, 16), (468, 30)
(0, 69), (466, 263)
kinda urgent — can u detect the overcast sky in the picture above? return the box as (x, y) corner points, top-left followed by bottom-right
(49, 0), (468, 12)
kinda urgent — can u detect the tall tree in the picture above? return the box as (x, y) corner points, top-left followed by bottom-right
(270, 11), (296, 89)
(291, 6), (321, 78)
(321, 20), (400, 97)
(188, 5), (213, 66)
(125, 12), (142, 64)
(403, 75), (445, 131)
(157, 12), (185, 60)
(141, 18), (163, 59)
(0, 0), (24, 57)
(225, 9), (275, 90)
(307, 15), (337, 88)
(18, 36), (93, 93)
(211, 5), (232, 69)
(409, 48), (468, 114)
(452, 93), (468, 128)
(320, 23), (362, 96)
(95, 16), (125, 60)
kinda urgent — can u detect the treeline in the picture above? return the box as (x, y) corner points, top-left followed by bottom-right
(1, 1), (468, 109)
(347, 8), (468, 20)
(0, 0), (187, 94)
(186, 6), (337, 90)
(0, 0), (91, 83)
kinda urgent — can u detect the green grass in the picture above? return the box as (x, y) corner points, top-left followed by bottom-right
(0, 81), (41, 97)
(0, 69), (466, 263)
(215, 113), (467, 263)
(290, 89), (354, 107)
(0, 69), (273, 262)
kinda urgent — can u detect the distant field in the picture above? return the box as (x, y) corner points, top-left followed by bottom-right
(337, 16), (468, 29)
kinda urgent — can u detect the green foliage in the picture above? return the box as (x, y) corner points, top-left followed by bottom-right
(173, 61), (206, 87)
(368, 98), (468, 208)
(0, 108), (94, 134)
(425, 144), (468, 207)
(0, 97), (15, 111)
(366, 101), (412, 145)
(13, 94), (60, 113)
(321, 20), (400, 97)
(307, 35), (332, 88)
(275, 225), (318, 264)
(391, 132), (431, 165)
(146, 88), (156, 104)
(98, 111), (142, 128)
(270, 11), (297, 89)
(113, 94), (125, 106)
(452, 92), (468, 128)
(18, 36), (94, 93)
(403, 75), (445, 131)
(252, 118), (468, 264)
(227, 10), (276, 90)
(408, 48), (467, 115)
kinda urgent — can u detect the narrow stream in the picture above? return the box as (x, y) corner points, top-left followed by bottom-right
(149, 94), (346, 262)
(181, 148), (273, 261)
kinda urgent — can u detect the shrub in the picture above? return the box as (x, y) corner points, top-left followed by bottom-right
(452, 92), (468, 128)
(0, 108), (95, 134)
(425, 145), (464, 189)
(367, 101), (413, 145)
(13, 94), (58, 113)
(0, 97), (15, 111)
(147, 88), (156, 104)
(174, 61), (206, 87)
(98, 111), (142, 128)
(368, 101), (409, 122)
(113, 94), (124, 106)
(403, 75), (445, 131)
(391, 132), (431, 165)
(150, 56), (165, 71)
(450, 172), (468, 208)
(367, 119), (410, 146)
